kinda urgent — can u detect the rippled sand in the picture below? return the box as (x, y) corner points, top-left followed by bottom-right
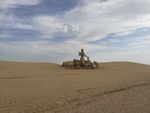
(0, 61), (150, 113)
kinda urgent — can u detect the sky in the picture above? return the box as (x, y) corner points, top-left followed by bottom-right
(0, 0), (150, 64)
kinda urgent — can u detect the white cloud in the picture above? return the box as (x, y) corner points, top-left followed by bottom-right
(0, 0), (40, 8)
(33, 16), (63, 38)
(0, 0), (40, 31)
(0, 40), (106, 63)
(1, 0), (150, 64)
(0, 40), (105, 54)
(31, 0), (150, 41)
(92, 34), (150, 64)
(107, 39), (120, 43)
(114, 30), (134, 37)
(70, 0), (150, 41)
(0, 12), (36, 31)
(0, 32), (150, 64)
(127, 35), (150, 49)
(93, 48), (150, 65)
(15, 23), (36, 30)
(33, 15), (82, 38)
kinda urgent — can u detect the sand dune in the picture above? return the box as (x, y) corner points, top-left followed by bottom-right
(0, 61), (150, 113)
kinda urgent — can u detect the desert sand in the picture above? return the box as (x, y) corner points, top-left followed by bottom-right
(0, 61), (150, 113)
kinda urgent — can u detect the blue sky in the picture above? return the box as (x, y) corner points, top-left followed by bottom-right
(0, 0), (150, 64)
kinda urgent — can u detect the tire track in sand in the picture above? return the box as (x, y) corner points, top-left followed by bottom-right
(51, 81), (150, 113)
(1, 81), (150, 113)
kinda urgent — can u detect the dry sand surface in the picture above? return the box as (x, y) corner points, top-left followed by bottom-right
(0, 61), (150, 113)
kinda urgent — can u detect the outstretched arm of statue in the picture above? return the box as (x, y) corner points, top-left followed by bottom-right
(84, 54), (87, 57)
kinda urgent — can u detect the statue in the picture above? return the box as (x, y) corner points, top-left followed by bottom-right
(62, 48), (99, 69)
(78, 49), (89, 66)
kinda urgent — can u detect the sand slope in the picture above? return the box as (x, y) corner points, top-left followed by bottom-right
(0, 61), (150, 113)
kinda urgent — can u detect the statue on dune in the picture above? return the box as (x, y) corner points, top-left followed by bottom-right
(62, 49), (99, 69)
(78, 49), (87, 65)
